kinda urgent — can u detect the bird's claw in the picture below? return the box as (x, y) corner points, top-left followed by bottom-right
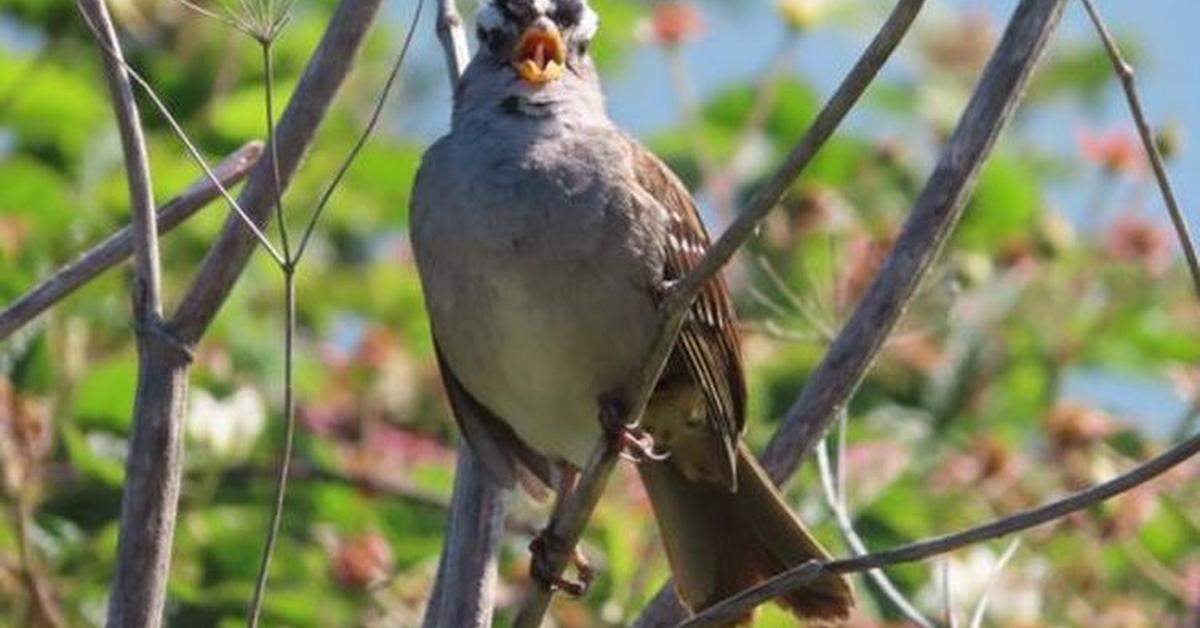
(529, 530), (593, 597)
(598, 392), (670, 463)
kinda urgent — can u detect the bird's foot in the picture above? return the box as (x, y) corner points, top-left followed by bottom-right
(529, 530), (593, 597)
(598, 392), (670, 463)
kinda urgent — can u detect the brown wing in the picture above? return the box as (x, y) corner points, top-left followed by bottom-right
(626, 137), (747, 481)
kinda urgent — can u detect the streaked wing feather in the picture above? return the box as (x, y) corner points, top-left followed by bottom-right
(625, 137), (747, 466)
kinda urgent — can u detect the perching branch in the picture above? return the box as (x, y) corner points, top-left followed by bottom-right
(681, 426), (1200, 627)
(1078, 0), (1200, 299)
(99, 2), (384, 626)
(637, 0), (1065, 623)
(514, 0), (924, 624)
(0, 141), (262, 342)
(420, 4), (513, 627)
(78, 2), (182, 627)
(759, 0), (1065, 482)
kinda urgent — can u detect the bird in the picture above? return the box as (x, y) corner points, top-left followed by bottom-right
(409, 0), (854, 623)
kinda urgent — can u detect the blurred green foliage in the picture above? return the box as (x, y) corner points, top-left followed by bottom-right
(1, 1), (1198, 626)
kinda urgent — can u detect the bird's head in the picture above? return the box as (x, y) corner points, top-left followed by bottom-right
(474, 0), (600, 87)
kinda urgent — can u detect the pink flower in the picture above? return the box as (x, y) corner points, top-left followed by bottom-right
(1104, 213), (1173, 277)
(639, 2), (705, 47)
(329, 531), (394, 589)
(1079, 128), (1143, 175)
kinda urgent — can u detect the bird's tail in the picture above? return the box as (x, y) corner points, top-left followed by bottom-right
(638, 443), (853, 625)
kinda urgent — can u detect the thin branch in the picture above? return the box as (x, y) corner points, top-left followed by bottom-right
(246, 270), (294, 628)
(294, 0), (425, 263)
(759, 0), (1065, 483)
(680, 426), (1200, 627)
(518, 1), (923, 624)
(1078, 0), (1200, 299)
(435, 0), (470, 89)
(102, 2), (385, 626)
(638, 0), (1062, 623)
(816, 436), (935, 628)
(262, 43), (292, 262)
(171, 0), (385, 344)
(0, 142), (262, 342)
(81, 0), (162, 323)
(75, 3), (287, 267)
(966, 539), (1020, 628)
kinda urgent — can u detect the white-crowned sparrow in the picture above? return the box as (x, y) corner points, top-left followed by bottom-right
(410, 0), (853, 622)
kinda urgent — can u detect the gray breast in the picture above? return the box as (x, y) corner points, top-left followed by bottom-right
(411, 122), (666, 466)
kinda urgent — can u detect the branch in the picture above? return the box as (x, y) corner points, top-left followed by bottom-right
(102, 2), (384, 625)
(436, 0), (470, 89)
(681, 427), (1200, 627)
(759, 0), (1065, 482)
(422, 449), (509, 628)
(638, 0), (1064, 623)
(0, 142), (262, 342)
(1078, 0), (1200, 299)
(170, 0), (384, 344)
(517, 0), (924, 625)
(816, 433), (934, 628)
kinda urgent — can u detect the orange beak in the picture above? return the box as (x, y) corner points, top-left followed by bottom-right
(512, 22), (567, 85)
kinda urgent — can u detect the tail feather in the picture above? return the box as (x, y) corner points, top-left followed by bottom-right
(638, 444), (853, 625)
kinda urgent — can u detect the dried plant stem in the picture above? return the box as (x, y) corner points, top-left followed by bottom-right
(245, 1), (424, 622)
(514, 1), (924, 625)
(0, 142), (262, 342)
(681, 426), (1200, 627)
(1078, 0), (1200, 299)
(816, 436), (935, 628)
(638, 0), (1058, 623)
(87, 1), (387, 625)
(247, 270), (295, 628)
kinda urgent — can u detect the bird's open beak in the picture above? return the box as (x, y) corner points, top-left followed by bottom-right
(512, 21), (567, 86)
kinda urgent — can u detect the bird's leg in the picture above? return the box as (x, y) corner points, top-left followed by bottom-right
(598, 391), (669, 463)
(529, 468), (594, 596)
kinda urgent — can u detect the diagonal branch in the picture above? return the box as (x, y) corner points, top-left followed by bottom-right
(0, 142), (262, 342)
(81, 0), (162, 324)
(759, 0), (1065, 483)
(1078, 0), (1200, 299)
(102, 2), (384, 626)
(514, 0), (925, 624)
(681, 426), (1200, 627)
(637, 0), (1066, 623)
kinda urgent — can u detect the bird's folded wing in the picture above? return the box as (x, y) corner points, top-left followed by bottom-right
(625, 136), (747, 473)
(434, 343), (554, 498)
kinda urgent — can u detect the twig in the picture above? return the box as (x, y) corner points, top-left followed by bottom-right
(816, 436), (935, 628)
(518, 1), (923, 625)
(81, 0), (162, 323)
(966, 539), (1020, 628)
(75, 3), (287, 267)
(1078, 0), (1200, 300)
(79, 4), (180, 628)
(638, 0), (1061, 623)
(942, 560), (958, 628)
(759, 0), (1065, 483)
(680, 426), (1200, 627)
(246, 1), (423, 623)
(0, 142), (262, 342)
(435, 0), (470, 87)
(294, 0), (425, 263)
(102, 2), (385, 625)
(421, 448), (509, 628)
